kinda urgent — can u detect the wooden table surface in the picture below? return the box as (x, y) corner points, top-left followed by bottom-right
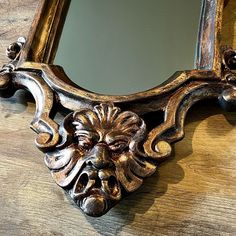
(0, 1), (235, 235)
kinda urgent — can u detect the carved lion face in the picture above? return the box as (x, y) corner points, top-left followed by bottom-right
(45, 104), (156, 216)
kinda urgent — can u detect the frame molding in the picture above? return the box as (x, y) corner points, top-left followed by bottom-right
(0, 0), (234, 217)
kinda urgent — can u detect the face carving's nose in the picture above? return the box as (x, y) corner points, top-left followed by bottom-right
(88, 144), (112, 169)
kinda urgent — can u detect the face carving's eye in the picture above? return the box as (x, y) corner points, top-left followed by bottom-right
(78, 136), (93, 151)
(109, 140), (128, 152)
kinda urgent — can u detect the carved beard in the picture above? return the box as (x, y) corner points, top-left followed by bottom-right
(45, 104), (156, 216)
(69, 147), (121, 217)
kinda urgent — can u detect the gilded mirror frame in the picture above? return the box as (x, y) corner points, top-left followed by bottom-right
(0, 0), (234, 217)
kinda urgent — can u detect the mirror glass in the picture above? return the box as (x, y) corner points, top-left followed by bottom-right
(55, 0), (202, 95)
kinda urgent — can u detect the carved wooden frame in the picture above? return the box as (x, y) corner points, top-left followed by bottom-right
(0, 0), (235, 217)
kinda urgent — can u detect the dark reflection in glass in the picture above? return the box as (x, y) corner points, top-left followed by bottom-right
(55, 0), (201, 95)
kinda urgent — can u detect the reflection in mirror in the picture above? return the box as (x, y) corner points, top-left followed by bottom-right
(55, 0), (202, 95)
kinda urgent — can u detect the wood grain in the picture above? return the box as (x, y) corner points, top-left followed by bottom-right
(0, 0), (235, 235)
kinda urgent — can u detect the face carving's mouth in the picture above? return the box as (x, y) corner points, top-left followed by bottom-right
(70, 166), (121, 216)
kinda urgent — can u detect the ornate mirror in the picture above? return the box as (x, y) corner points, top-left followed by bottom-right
(0, 0), (233, 217)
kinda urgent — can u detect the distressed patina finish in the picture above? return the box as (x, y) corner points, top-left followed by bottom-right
(0, 0), (235, 217)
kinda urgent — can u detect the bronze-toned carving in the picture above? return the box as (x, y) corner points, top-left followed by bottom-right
(45, 103), (156, 216)
(6, 37), (26, 61)
(0, 0), (234, 217)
